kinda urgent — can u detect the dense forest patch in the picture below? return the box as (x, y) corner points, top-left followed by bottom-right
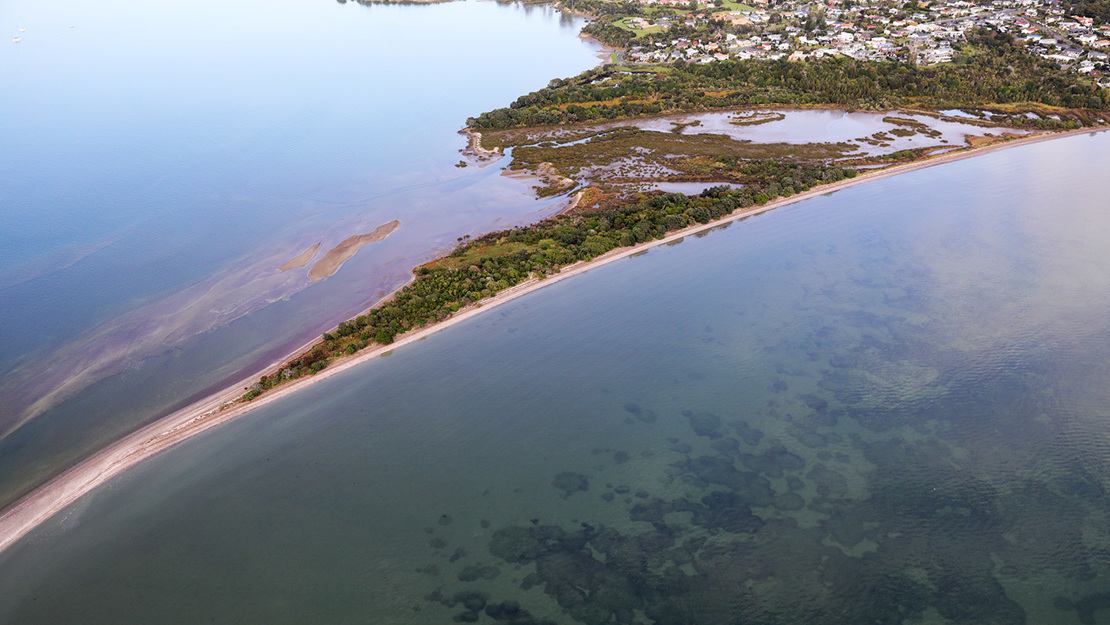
(467, 31), (1108, 130)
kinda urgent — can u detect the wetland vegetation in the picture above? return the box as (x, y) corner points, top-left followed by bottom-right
(237, 21), (1110, 407)
(237, 3), (1110, 412)
(7, 0), (1110, 622)
(242, 161), (855, 401)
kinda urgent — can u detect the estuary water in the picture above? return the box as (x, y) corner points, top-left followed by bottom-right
(0, 0), (601, 508)
(2, 131), (1109, 624)
(628, 109), (1028, 157)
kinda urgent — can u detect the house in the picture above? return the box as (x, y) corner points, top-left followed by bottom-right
(920, 46), (954, 63)
(711, 11), (752, 26)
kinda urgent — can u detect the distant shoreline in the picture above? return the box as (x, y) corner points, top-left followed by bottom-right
(0, 124), (1102, 557)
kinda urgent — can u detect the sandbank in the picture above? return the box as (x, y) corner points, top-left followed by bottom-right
(277, 243), (321, 272)
(0, 125), (1102, 558)
(308, 220), (401, 282)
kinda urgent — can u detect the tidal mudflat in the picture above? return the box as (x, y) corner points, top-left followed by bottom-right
(482, 109), (1030, 197)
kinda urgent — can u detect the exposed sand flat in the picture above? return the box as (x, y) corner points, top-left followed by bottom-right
(277, 243), (321, 271)
(502, 162), (576, 194)
(461, 129), (502, 157)
(308, 221), (401, 282)
(0, 126), (1102, 558)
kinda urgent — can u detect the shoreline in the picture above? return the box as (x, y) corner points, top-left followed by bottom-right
(0, 125), (1102, 557)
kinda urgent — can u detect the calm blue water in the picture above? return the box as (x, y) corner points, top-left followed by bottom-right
(1, 131), (1108, 624)
(0, 0), (601, 507)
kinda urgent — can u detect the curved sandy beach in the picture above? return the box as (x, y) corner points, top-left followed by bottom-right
(0, 125), (1102, 556)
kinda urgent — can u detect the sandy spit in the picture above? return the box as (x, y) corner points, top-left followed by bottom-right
(0, 126), (1102, 557)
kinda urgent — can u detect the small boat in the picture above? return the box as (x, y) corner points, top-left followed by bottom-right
(12, 36), (20, 43)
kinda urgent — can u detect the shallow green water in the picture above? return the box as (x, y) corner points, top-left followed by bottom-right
(2, 132), (1110, 624)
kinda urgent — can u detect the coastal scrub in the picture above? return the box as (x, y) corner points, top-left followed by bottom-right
(467, 31), (1108, 130)
(241, 161), (856, 401)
